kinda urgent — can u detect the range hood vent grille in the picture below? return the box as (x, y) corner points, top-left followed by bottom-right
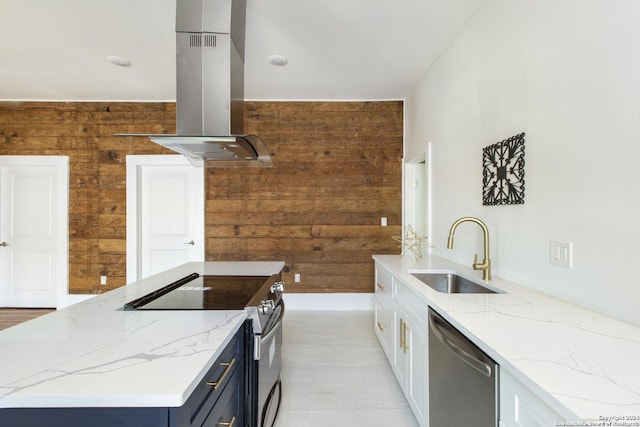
(189, 33), (217, 47)
(204, 34), (217, 47)
(189, 33), (201, 47)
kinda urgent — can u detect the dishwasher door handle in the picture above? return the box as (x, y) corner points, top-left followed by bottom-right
(428, 312), (492, 378)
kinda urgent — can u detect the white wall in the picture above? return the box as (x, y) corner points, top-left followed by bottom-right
(405, 0), (640, 326)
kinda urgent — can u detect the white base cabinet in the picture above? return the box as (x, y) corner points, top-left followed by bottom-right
(374, 262), (428, 427)
(396, 308), (428, 426)
(500, 369), (566, 427)
(374, 262), (394, 360)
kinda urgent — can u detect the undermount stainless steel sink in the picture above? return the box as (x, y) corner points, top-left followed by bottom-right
(410, 272), (501, 294)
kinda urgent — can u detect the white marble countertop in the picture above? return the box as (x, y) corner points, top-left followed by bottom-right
(0, 261), (285, 408)
(373, 254), (640, 421)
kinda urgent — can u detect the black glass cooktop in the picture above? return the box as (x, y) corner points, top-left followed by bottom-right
(124, 273), (271, 310)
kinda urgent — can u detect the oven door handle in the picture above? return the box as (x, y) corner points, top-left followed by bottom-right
(254, 324), (281, 361)
(261, 314), (282, 343)
(254, 301), (284, 360)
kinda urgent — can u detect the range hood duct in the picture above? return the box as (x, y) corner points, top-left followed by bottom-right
(122, 0), (272, 168)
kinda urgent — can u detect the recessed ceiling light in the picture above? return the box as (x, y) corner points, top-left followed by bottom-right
(268, 55), (288, 66)
(107, 56), (132, 67)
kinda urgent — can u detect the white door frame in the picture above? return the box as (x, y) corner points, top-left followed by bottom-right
(126, 155), (204, 283)
(403, 143), (432, 255)
(0, 155), (69, 308)
(403, 156), (426, 232)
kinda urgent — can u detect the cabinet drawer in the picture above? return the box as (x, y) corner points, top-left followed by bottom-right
(186, 324), (245, 427)
(394, 279), (428, 334)
(201, 365), (244, 427)
(374, 298), (393, 359)
(375, 263), (393, 306)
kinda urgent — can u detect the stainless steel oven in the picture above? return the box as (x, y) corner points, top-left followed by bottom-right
(242, 274), (285, 427)
(253, 299), (283, 427)
(124, 272), (285, 427)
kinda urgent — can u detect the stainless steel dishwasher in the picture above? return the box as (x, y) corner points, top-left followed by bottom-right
(428, 308), (499, 427)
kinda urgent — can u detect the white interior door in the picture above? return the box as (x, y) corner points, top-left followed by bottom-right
(0, 156), (68, 308)
(126, 155), (204, 282)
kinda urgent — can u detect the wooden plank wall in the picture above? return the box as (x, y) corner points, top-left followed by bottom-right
(207, 101), (403, 293)
(0, 100), (402, 295)
(0, 102), (175, 294)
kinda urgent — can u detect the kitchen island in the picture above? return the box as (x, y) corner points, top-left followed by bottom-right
(0, 261), (284, 425)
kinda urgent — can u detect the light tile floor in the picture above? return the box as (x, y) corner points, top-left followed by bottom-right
(275, 310), (419, 427)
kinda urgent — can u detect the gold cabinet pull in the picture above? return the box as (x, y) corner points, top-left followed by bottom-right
(217, 416), (236, 427)
(206, 358), (236, 390)
(376, 321), (384, 332)
(376, 282), (386, 291)
(403, 322), (409, 353)
(399, 319), (404, 350)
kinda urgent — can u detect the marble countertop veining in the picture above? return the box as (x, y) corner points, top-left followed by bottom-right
(0, 261), (285, 408)
(373, 254), (640, 421)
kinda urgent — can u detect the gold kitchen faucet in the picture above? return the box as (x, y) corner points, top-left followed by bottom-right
(447, 217), (492, 281)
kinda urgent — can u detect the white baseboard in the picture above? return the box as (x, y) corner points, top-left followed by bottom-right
(283, 293), (374, 311)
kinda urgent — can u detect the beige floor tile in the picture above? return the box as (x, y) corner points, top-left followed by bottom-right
(274, 310), (419, 427)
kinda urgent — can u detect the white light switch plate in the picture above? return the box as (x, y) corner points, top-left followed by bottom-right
(550, 241), (572, 268)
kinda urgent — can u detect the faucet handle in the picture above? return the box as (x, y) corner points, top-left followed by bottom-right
(472, 253), (486, 271)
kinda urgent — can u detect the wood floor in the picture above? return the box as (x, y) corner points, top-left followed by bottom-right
(0, 308), (55, 331)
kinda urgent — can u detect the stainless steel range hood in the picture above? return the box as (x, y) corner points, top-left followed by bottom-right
(121, 0), (272, 168)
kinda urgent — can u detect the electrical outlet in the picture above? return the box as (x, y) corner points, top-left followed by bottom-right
(100, 275), (107, 285)
(550, 241), (572, 268)
(294, 273), (301, 283)
(381, 217), (387, 227)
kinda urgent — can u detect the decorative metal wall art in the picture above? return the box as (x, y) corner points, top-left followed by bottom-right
(482, 132), (525, 206)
